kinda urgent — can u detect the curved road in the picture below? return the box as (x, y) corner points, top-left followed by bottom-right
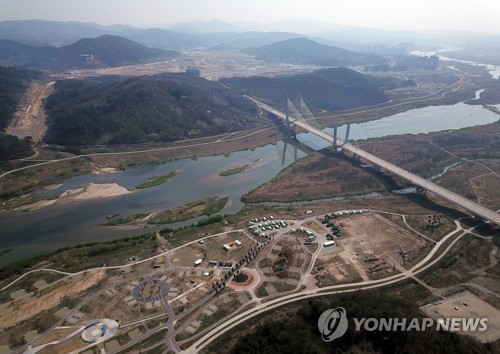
(184, 220), (471, 353)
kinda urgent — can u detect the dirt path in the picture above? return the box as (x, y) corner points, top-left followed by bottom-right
(7, 81), (55, 143)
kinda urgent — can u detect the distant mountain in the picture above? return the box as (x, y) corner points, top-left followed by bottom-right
(61, 35), (177, 67)
(236, 19), (347, 34)
(169, 19), (243, 34)
(246, 38), (387, 66)
(0, 19), (305, 52)
(237, 20), (481, 48)
(0, 35), (178, 70)
(123, 28), (305, 51)
(221, 67), (414, 112)
(44, 74), (259, 145)
(0, 20), (133, 46)
(0, 19), (492, 52)
(122, 28), (206, 50)
(207, 32), (306, 51)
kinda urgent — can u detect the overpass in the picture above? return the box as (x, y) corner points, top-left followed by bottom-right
(248, 96), (500, 225)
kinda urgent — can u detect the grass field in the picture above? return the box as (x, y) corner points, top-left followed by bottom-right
(0, 194), (58, 211)
(150, 196), (228, 224)
(136, 171), (178, 189)
(0, 233), (159, 281)
(102, 213), (150, 226)
(219, 165), (249, 177)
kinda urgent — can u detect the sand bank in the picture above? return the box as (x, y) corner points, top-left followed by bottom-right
(21, 183), (131, 210)
(59, 183), (129, 201)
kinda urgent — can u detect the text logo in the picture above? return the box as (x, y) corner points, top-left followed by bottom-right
(318, 307), (348, 342)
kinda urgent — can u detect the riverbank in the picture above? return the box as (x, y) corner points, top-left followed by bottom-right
(0, 66), (494, 200)
(245, 120), (500, 205)
(150, 196), (229, 224)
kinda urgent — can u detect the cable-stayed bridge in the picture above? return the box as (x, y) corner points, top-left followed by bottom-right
(247, 95), (500, 225)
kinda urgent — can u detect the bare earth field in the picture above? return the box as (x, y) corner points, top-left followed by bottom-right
(313, 253), (363, 286)
(313, 213), (428, 286)
(0, 270), (105, 329)
(171, 245), (206, 267)
(422, 290), (500, 343)
(300, 220), (328, 234)
(171, 232), (253, 268)
(339, 213), (428, 270)
(7, 81), (55, 143)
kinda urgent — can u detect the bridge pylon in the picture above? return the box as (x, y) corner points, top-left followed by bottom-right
(415, 186), (426, 195)
(332, 123), (351, 151)
(285, 94), (289, 124)
(281, 140), (299, 164)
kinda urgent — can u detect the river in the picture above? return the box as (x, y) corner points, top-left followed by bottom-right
(410, 49), (500, 79)
(0, 95), (498, 265)
(296, 100), (499, 150)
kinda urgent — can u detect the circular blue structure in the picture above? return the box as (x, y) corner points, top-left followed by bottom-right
(82, 318), (119, 343)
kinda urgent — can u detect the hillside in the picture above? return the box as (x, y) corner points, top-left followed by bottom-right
(247, 37), (387, 66)
(216, 292), (490, 354)
(0, 66), (38, 160)
(0, 66), (40, 129)
(44, 74), (259, 145)
(221, 67), (412, 111)
(0, 35), (178, 70)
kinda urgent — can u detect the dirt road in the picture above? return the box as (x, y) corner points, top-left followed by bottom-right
(7, 81), (55, 143)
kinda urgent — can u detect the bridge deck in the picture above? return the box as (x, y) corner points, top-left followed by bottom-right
(249, 97), (500, 225)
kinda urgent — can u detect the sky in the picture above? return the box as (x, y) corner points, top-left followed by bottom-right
(1, 0), (499, 33)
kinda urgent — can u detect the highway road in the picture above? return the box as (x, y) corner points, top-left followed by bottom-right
(248, 97), (500, 225)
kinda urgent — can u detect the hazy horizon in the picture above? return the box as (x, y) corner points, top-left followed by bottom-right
(1, 0), (500, 34)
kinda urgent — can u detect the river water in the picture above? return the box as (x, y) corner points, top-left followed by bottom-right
(297, 101), (498, 150)
(410, 49), (500, 79)
(0, 95), (498, 265)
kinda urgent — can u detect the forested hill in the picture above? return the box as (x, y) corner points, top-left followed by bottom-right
(44, 74), (259, 146)
(246, 38), (387, 66)
(0, 66), (38, 160)
(0, 35), (178, 70)
(0, 66), (39, 129)
(221, 67), (414, 111)
(225, 291), (490, 354)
